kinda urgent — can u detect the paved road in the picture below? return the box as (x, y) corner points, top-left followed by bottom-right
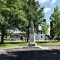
(0, 46), (60, 60)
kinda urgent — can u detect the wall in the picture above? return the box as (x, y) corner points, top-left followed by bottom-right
(35, 33), (45, 40)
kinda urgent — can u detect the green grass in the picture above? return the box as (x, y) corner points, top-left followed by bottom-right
(0, 40), (60, 49)
(0, 41), (28, 49)
(36, 40), (60, 46)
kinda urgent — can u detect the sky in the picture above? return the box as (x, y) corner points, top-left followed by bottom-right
(37, 0), (60, 23)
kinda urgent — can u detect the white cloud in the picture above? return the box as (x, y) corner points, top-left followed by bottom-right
(51, 0), (57, 5)
(44, 8), (51, 13)
(37, 0), (49, 4)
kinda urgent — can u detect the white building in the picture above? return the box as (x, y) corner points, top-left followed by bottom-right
(35, 33), (45, 40)
(35, 22), (50, 40)
(0, 22), (50, 41)
(3, 28), (26, 41)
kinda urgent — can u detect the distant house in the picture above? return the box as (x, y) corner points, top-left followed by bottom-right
(35, 32), (50, 40)
(11, 29), (26, 40)
(0, 24), (50, 41)
(35, 22), (50, 40)
(35, 32), (45, 40)
(4, 28), (26, 40)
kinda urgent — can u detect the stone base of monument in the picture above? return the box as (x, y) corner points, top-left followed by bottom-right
(23, 46), (49, 50)
(29, 33), (36, 46)
(28, 43), (49, 50)
(28, 42), (36, 46)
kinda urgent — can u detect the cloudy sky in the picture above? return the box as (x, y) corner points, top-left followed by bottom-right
(38, 0), (60, 23)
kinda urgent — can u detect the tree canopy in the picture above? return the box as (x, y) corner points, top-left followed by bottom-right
(41, 21), (49, 35)
(27, 0), (44, 32)
(0, 0), (28, 43)
(0, 0), (45, 43)
(50, 5), (60, 40)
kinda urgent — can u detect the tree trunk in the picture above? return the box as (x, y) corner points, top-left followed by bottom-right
(1, 25), (5, 44)
(27, 28), (29, 42)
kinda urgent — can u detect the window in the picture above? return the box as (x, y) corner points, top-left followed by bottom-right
(41, 36), (43, 38)
(41, 32), (42, 34)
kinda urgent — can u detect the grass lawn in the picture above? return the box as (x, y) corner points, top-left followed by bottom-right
(36, 40), (60, 46)
(0, 40), (28, 49)
(0, 40), (60, 49)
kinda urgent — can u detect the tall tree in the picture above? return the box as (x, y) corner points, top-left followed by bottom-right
(0, 0), (28, 43)
(24, 0), (45, 41)
(0, 0), (45, 43)
(50, 5), (60, 41)
(41, 21), (49, 40)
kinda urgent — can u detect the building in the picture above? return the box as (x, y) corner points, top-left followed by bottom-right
(35, 22), (50, 40)
(0, 23), (50, 41)
(35, 32), (45, 40)
(4, 28), (26, 41)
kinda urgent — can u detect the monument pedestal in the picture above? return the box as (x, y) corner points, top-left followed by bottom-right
(29, 42), (36, 46)
(29, 34), (36, 46)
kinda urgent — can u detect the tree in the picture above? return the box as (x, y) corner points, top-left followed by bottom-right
(50, 5), (60, 41)
(41, 21), (49, 41)
(0, 0), (28, 43)
(0, 0), (45, 43)
(24, 0), (45, 41)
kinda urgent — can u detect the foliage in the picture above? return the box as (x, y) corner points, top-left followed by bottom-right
(50, 5), (60, 40)
(0, 0), (45, 43)
(0, 0), (28, 43)
(41, 21), (49, 35)
(27, 0), (44, 32)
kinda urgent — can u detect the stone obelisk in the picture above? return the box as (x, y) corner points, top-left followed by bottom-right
(29, 20), (35, 46)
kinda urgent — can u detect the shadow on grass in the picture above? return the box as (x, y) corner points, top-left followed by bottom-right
(0, 41), (27, 44)
(0, 44), (6, 46)
(0, 49), (60, 60)
(0, 41), (28, 47)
